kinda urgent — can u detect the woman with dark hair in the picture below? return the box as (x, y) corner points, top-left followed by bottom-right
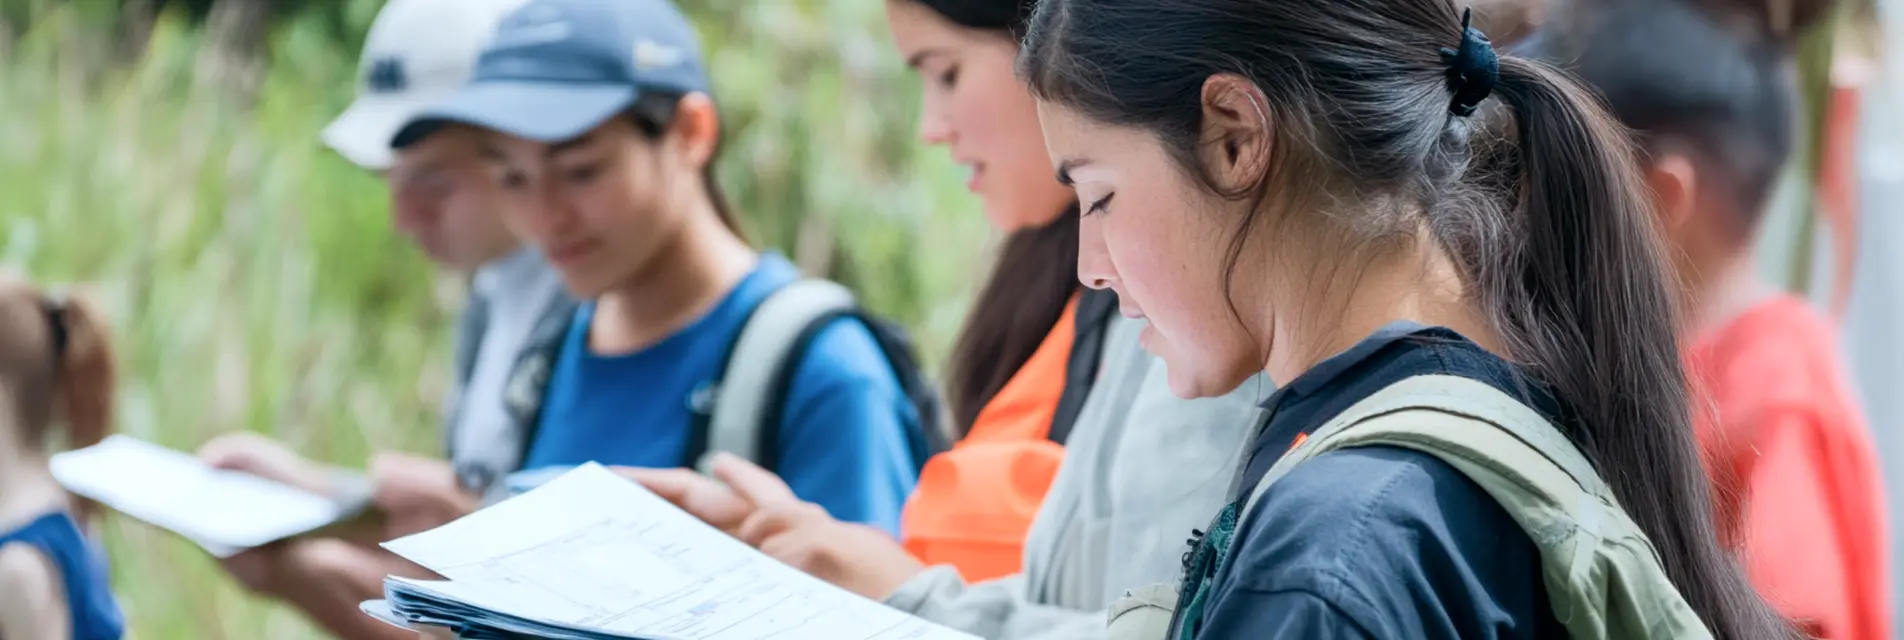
(626, 0), (1267, 636)
(1018, 0), (1797, 637)
(1528, 1), (1890, 637)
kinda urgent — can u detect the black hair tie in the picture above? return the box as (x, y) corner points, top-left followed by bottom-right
(1440, 8), (1499, 117)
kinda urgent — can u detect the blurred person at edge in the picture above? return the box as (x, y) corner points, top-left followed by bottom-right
(192, 1), (574, 638)
(0, 276), (124, 640)
(1527, 0), (1892, 637)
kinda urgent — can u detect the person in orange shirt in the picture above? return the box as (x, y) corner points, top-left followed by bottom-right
(643, 0), (1111, 587)
(1530, 1), (1891, 637)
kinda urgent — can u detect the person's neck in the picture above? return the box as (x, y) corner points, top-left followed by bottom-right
(0, 440), (67, 531)
(1682, 250), (1776, 341)
(589, 208), (758, 355)
(1258, 235), (1502, 385)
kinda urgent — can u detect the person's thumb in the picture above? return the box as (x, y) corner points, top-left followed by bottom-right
(709, 452), (797, 507)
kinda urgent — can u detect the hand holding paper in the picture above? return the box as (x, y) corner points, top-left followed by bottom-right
(50, 435), (372, 556)
(372, 462), (976, 640)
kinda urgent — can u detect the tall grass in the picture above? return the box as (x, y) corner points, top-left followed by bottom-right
(0, 2), (989, 637)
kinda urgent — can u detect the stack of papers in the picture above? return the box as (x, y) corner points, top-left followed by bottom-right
(366, 462), (977, 640)
(50, 435), (371, 557)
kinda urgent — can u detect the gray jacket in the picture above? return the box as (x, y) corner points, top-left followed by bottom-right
(443, 249), (576, 502)
(886, 315), (1269, 639)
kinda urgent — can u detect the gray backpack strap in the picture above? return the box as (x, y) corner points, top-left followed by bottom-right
(441, 293), (489, 459)
(454, 293), (577, 501)
(693, 279), (857, 474)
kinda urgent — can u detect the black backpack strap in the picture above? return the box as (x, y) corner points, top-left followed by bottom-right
(757, 308), (951, 472)
(1047, 288), (1120, 445)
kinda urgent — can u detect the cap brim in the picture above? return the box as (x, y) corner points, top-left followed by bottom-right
(322, 94), (436, 170)
(390, 81), (638, 149)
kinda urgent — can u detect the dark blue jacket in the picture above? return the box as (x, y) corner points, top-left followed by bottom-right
(1176, 324), (1567, 639)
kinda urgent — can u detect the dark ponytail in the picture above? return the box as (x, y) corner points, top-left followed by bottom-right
(1524, 0), (1830, 550)
(1476, 57), (1796, 638)
(1021, 0), (1793, 636)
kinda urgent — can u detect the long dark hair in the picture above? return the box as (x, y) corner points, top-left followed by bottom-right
(1526, 0), (1829, 552)
(1020, 0), (1792, 637)
(913, 0), (1081, 435)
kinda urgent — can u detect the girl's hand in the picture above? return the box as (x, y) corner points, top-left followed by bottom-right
(369, 453), (478, 538)
(615, 461), (758, 536)
(199, 432), (333, 495)
(625, 454), (925, 600)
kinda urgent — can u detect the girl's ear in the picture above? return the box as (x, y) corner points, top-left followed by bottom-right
(1196, 74), (1274, 194)
(671, 92), (722, 171)
(1643, 152), (1701, 234)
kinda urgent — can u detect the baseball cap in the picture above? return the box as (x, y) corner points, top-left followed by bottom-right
(389, 0), (710, 149)
(321, 0), (532, 170)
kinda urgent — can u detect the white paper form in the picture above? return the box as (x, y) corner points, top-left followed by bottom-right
(49, 435), (358, 556)
(381, 463), (977, 640)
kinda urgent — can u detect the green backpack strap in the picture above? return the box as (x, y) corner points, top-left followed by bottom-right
(1243, 375), (1712, 640)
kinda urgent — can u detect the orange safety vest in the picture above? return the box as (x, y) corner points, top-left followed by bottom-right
(899, 293), (1109, 582)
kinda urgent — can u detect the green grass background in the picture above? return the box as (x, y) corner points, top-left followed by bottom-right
(0, 1), (990, 637)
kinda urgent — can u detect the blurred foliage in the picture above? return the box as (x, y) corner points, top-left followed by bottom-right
(0, 0), (990, 637)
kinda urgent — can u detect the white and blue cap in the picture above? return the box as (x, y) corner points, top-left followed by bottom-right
(390, 0), (709, 148)
(322, 0), (532, 170)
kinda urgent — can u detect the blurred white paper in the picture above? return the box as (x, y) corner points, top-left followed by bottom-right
(50, 435), (361, 556)
(378, 462), (976, 640)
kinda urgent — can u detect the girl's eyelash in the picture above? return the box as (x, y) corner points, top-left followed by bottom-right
(938, 67), (959, 86)
(1086, 194), (1115, 216)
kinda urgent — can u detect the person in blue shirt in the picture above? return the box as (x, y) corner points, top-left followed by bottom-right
(389, 0), (920, 533)
(1016, 0), (1797, 638)
(0, 275), (124, 640)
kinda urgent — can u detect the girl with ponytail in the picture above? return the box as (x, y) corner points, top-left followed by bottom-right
(1528, 0), (1890, 637)
(0, 273), (124, 640)
(1020, 0), (1794, 637)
